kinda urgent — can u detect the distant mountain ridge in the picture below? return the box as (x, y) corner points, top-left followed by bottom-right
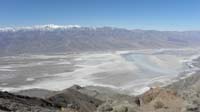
(0, 25), (200, 55)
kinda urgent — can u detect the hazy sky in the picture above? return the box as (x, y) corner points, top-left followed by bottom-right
(0, 0), (200, 30)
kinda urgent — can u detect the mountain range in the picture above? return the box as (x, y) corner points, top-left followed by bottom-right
(1, 24), (200, 55)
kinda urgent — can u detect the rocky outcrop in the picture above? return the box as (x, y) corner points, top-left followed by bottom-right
(167, 71), (200, 112)
(136, 87), (185, 112)
(0, 87), (103, 112)
(96, 87), (186, 112)
(46, 88), (103, 112)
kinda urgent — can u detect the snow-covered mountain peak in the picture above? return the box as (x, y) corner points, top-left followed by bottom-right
(0, 24), (81, 32)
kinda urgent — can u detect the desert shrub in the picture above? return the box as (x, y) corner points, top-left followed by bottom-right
(154, 101), (164, 109)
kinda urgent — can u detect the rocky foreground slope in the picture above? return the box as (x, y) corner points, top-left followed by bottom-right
(0, 87), (102, 112)
(0, 72), (200, 112)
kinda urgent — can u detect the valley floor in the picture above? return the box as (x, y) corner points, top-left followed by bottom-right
(1, 48), (200, 95)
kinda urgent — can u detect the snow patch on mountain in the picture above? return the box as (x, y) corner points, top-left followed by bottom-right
(0, 24), (81, 32)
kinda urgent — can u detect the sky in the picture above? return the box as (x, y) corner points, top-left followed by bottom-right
(0, 0), (200, 30)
